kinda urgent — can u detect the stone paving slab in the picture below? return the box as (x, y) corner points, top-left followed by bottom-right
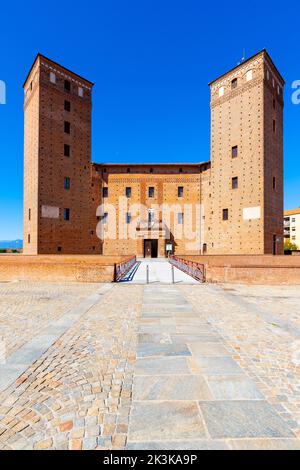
(138, 325), (178, 334)
(199, 400), (295, 438)
(138, 333), (172, 344)
(171, 334), (221, 343)
(176, 325), (215, 334)
(127, 440), (230, 450)
(188, 356), (245, 376)
(142, 297), (189, 305)
(142, 306), (195, 314)
(205, 375), (264, 400)
(187, 341), (232, 357)
(133, 375), (213, 401)
(137, 343), (191, 358)
(229, 438), (300, 450)
(135, 357), (190, 375)
(128, 401), (207, 441)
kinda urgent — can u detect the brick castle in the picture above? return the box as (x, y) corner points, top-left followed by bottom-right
(23, 50), (284, 257)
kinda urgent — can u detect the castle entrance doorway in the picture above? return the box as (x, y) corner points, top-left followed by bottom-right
(144, 239), (158, 258)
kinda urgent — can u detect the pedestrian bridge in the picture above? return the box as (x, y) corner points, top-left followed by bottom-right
(118, 258), (199, 284)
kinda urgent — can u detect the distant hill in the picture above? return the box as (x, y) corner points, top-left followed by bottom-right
(0, 239), (23, 249)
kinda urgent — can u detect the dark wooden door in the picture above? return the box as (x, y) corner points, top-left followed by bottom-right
(151, 240), (158, 258)
(144, 240), (151, 258)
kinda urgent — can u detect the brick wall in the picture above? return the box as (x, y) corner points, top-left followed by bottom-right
(207, 50), (284, 255)
(23, 51), (284, 257)
(91, 164), (210, 256)
(23, 55), (94, 255)
(177, 254), (300, 284)
(0, 255), (132, 282)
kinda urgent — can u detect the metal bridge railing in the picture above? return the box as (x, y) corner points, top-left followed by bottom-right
(114, 255), (137, 282)
(169, 255), (206, 283)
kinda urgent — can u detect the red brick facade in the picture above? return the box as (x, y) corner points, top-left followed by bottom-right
(23, 51), (284, 257)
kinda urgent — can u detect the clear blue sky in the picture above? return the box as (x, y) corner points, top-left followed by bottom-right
(0, 0), (299, 239)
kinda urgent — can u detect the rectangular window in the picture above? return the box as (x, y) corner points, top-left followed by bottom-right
(223, 208), (229, 221)
(102, 187), (108, 198)
(28, 208), (31, 221)
(125, 187), (131, 198)
(148, 210), (155, 223)
(64, 121), (70, 134)
(232, 145), (238, 158)
(64, 100), (71, 112)
(78, 87), (83, 97)
(231, 78), (238, 89)
(126, 212), (131, 224)
(28, 234), (31, 244)
(232, 176), (238, 189)
(273, 176), (276, 189)
(64, 144), (70, 157)
(64, 80), (71, 91)
(64, 208), (70, 221)
(57, 246), (62, 252)
(292, 218), (296, 223)
(178, 213), (184, 224)
(148, 187), (154, 198)
(273, 99), (276, 110)
(64, 177), (70, 190)
(273, 120), (276, 133)
(178, 186), (184, 197)
(103, 212), (108, 224)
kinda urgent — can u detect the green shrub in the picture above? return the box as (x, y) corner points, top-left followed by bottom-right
(284, 241), (299, 251)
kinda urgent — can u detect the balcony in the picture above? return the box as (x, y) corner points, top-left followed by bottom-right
(136, 219), (164, 231)
(136, 219), (168, 238)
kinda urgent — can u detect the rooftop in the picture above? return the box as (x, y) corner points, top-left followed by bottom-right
(285, 207), (300, 217)
(208, 49), (285, 86)
(23, 53), (94, 88)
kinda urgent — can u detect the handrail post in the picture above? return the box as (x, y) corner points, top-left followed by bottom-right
(171, 264), (175, 284)
(146, 265), (149, 284)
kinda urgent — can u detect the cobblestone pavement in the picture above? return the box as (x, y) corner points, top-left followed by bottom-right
(0, 281), (300, 450)
(0, 282), (97, 357)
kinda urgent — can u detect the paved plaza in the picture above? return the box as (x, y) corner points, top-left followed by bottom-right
(0, 277), (300, 450)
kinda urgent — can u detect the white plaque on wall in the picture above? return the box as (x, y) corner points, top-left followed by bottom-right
(41, 205), (59, 219)
(243, 206), (261, 220)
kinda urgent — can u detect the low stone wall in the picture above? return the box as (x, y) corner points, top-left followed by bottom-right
(0, 255), (135, 283)
(177, 254), (300, 285)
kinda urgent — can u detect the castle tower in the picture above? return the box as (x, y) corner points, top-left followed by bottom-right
(207, 50), (284, 254)
(23, 54), (93, 254)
